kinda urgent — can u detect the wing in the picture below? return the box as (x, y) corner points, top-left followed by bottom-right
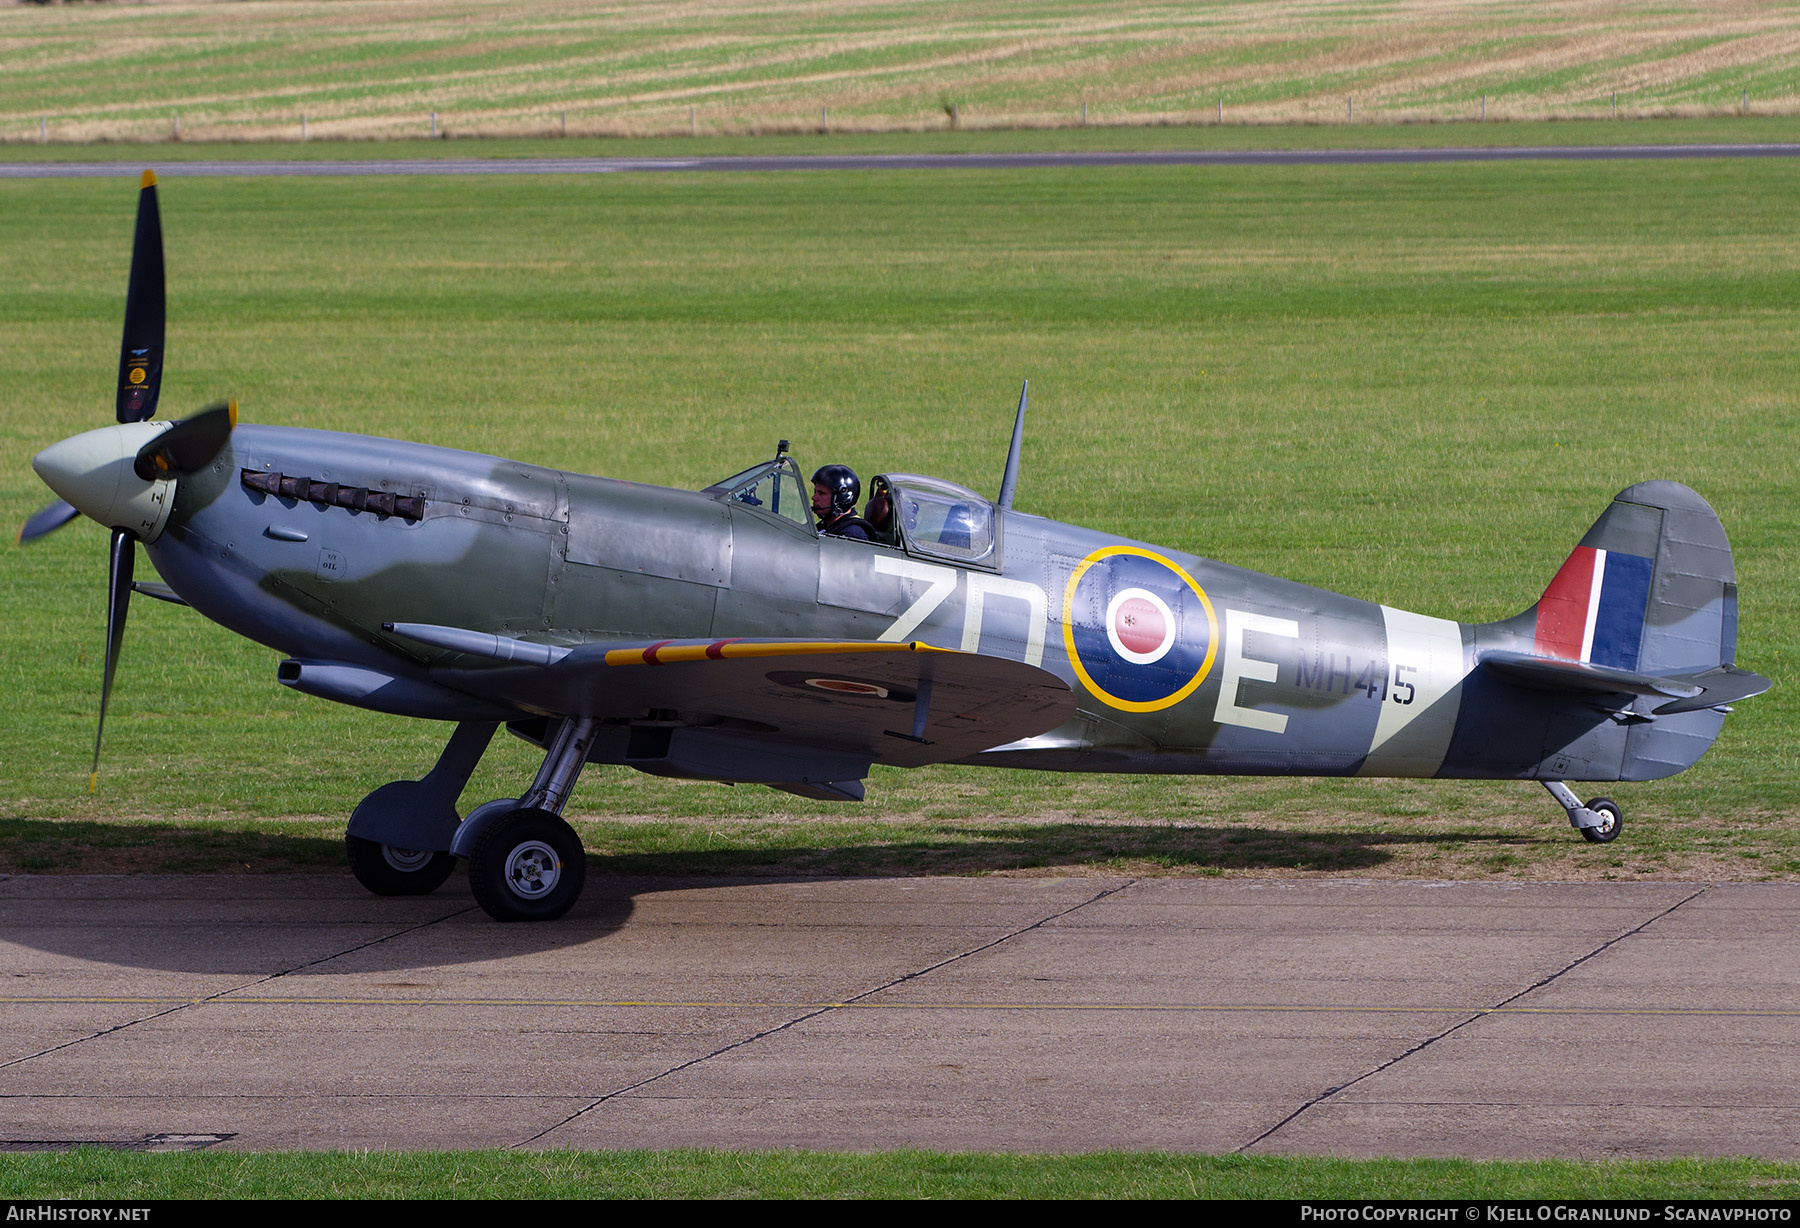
(386, 625), (1075, 769)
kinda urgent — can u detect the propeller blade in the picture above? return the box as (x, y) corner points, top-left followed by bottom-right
(133, 401), (235, 481)
(18, 499), (79, 545)
(116, 170), (165, 424)
(91, 528), (136, 793)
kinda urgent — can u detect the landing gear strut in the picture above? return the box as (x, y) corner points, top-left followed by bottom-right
(346, 720), (498, 896)
(1543, 781), (1622, 844)
(347, 715), (598, 921)
(461, 717), (595, 922)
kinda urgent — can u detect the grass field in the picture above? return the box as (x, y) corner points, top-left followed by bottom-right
(5, 0), (1800, 143)
(1, 153), (1795, 883)
(2, 88), (1796, 1198)
(3, 1148), (1799, 1199)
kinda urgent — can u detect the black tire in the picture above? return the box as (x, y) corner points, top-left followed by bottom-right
(467, 808), (586, 922)
(346, 834), (458, 896)
(1580, 797), (1622, 844)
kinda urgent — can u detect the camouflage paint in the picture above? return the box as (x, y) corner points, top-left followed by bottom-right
(137, 427), (1752, 786)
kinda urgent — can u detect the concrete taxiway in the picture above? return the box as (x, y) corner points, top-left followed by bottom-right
(1, 874), (1794, 1156)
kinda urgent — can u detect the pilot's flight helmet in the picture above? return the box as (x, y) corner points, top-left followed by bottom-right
(811, 464), (861, 516)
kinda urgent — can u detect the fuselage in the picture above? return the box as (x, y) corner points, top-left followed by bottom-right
(42, 422), (1719, 785)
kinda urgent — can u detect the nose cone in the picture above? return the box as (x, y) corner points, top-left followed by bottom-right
(32, 422), (177, 541)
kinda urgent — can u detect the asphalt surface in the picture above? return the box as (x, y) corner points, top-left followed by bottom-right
(1, 873), (1795, 1156)
(4, 144), (1800, 178)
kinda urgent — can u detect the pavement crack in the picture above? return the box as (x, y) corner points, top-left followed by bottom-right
(0, 903), (476, 1074)
(1234, 883), (1713, 1153)
(513, 878), (1138, 1148)
(251, 905), (482, 982)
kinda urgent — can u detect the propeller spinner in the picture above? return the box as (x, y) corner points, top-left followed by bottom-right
(19, 170), (238, 790)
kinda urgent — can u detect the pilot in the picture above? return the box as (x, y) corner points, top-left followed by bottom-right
(811, 465), (875, 541)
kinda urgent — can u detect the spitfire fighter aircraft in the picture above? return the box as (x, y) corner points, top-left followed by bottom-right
(24, 173), (1771, 921)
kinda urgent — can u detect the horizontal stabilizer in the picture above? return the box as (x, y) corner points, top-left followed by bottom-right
(1648, 665), (1773, 715)
(1482, 651), (1702, 700)
(1481, 651), (1769, 714)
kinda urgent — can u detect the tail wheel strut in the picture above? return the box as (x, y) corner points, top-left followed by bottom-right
(1543, 781), (1623, 844)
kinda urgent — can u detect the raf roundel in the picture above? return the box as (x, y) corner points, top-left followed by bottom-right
(1062, 547), (1218, 712)
(1106, 588), (1175, 664)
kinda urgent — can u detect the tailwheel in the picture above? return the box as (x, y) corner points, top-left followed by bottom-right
(467, 807), (587, 922)
(346, 835), (457, 896)
(1579, 797), (1622, 844)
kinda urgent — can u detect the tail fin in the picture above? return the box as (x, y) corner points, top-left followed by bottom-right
(1501, 481), (1767, 781)
(1531, 480), (1737, 676)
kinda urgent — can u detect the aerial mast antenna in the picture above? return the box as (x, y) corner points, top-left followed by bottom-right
(996, 380), (1027, 511)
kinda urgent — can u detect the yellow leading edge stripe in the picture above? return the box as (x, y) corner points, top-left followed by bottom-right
(603, 639), (957, 667)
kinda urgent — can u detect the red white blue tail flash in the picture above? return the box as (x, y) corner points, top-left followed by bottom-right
(1534, 546), (1655, 670)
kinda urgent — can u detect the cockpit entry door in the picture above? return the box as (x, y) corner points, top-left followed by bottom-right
(877, 473), (1003, 572)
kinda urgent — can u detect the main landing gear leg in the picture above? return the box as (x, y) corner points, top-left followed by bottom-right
(459, 716), (597, 922)
(346, 720), (500, 896)
(1543, 780), (1622, 844)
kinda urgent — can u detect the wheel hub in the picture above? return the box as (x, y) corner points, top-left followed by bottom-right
(381, 844), (434, 872)
(504, 840), (561, 899)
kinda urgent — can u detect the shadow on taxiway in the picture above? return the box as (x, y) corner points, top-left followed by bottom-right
(0, 821), (1539, 972)
(576, 821), (1540, 878)
(0, 817), (1540, 879)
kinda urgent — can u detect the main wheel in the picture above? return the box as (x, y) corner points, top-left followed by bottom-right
(1580, 797), (1622, 844)
(467, 807), (587, 922)
(346, 834), (458, 896)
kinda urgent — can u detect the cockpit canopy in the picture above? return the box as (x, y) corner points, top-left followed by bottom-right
(704, 461), (998, 566)
(872, 473), (996, 564)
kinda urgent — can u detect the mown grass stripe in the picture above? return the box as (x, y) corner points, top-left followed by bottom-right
(5, 1), (1800, 140)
